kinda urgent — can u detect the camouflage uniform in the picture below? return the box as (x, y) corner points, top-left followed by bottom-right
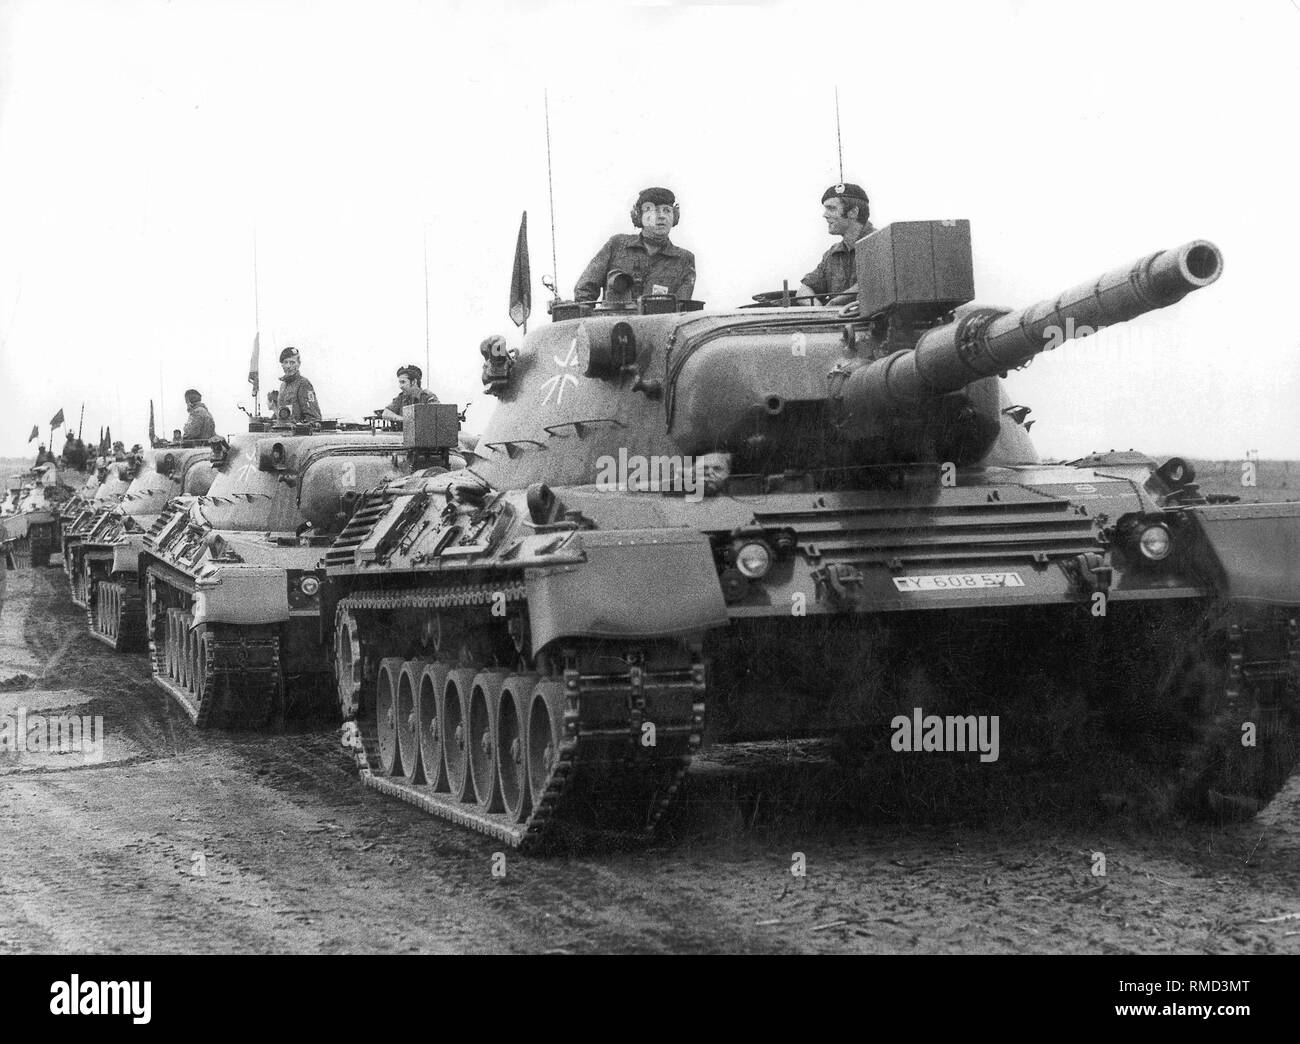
(801, 222), (876, 298)
(278, 373), (322, 423)
(574, 234), (696, 304)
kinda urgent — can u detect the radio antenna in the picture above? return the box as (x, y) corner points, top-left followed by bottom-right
(834, 86), (844, 182)
(544, 89), (560, 299)
(422, 227), (431, 376)
(252, 231), (263, 417)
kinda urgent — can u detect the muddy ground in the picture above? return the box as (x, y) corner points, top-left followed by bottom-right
(1, 562), (1297, 955)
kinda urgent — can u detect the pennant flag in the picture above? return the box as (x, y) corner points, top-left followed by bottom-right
(149, 400), (156, 446)
(28, 425), (39, 443)
(98, 426), (104, 454)
(249, 332), (260, 398)
(105, 426), (112, 453)
(50, 408), (65, 429)
(509, 211), (531, 329)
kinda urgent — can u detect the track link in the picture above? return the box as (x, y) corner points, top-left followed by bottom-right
(146, 570), (283, 729)
(1163, 605), (1300, 818)
(87, 577), (147, 652)
(338, 588), (706, 851)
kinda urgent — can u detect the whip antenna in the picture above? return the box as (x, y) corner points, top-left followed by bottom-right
(835, 86), (844, 182)
(252, 232), (262, 416)
(423, 228), (431, 376)
(545, 89), (560, 298)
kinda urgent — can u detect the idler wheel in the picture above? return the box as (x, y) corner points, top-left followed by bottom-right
(396, 659), (430, 782)
(416, 661), (451, 792)
(441, 668), (479, 803)
(497, 673), (539, 824)
(334, 606), (364, 720)
(375, 658), (405, 777)
(468, 671), (509, 814)
(527, 681), (570, 806)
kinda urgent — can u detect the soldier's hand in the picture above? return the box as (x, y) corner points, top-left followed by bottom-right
(480, 334), (508, 359)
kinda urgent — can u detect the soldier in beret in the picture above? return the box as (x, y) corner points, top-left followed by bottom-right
(574, 187), (696, 305)
(270, 346), (321, 424)
(380, 363), (439, 423)
(797, 182), (875, 305)
(181, 388), (216, 441)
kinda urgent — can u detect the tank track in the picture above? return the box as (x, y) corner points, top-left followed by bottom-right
(1165, 604), (1300, 818)
(6, 538), (30, 570)
(338, 585), (705, 851)
(146, 572), (283, 729)
(68, 553), (90, 607)
(87, 577), (147, 652)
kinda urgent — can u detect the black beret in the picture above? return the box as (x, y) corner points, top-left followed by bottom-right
(635, 187), (676, 210)
(279, 346), (300, 363)
(822, 182), (870, 206)
(397, 364), (423, 383)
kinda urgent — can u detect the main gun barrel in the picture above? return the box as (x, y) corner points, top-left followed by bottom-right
(843, 240), (1223, 414)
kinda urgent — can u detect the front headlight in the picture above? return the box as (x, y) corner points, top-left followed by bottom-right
(1138, 524), (1172, 561)
(734, 540), (773, 579)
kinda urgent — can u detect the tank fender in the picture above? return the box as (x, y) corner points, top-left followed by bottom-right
(191, 568), (291, 627)
(524, 528), (728, 652)
(1184, 503), (1300, 605)
(111, 535), (145, 574)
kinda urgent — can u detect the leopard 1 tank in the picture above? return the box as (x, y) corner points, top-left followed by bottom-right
(77, 445), (217, 651)
(64, 462), (134, 602)
(1, 464), (76, 568)
(324, 227), (1299, 849)
(138, 423), (412, 727)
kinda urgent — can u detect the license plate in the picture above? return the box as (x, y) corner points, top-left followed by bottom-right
(893, 572), (1025, 592)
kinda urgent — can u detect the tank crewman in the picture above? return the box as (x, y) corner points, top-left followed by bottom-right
(182, 389), (216, 441)
(380, 364), (439, 422)
(112, 440), (126, 461)
(171, 428), (183, 443)
(60, 432), (88, 469)
(796, 182), (875, 305)
(269, 346), (322, 424)
(34, 443), (55, 466)
(574, 187), (696, 305)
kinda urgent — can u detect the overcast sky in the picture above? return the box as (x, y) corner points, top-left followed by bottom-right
(1, 0), (1298, 461)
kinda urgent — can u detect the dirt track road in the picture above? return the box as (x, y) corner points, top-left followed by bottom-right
(2, 563), (1298, 954)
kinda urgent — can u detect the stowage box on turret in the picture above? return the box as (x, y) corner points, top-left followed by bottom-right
(323, 227), (1300, 850)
